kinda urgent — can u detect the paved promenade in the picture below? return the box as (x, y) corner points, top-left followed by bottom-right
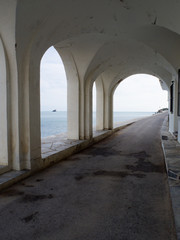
(0, 113), (176, 240)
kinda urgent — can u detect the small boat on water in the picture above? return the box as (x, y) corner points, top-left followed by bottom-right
(52, 109), (57, 112)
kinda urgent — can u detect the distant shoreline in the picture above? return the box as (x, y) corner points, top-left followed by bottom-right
(40, 111), (154, 138)
(41, 110), (155, 113)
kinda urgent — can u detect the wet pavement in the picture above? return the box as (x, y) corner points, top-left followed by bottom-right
(0, 112), (177, 240)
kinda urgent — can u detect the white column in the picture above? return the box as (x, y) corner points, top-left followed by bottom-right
(19, 52), (41, 170)
(16, 53), (41, 170)
(0, 38), (8, 165)
(0, 1), (21, 170)
(104, 90), (113, 130)
(84, 80), (93, 139)
(96, 77), (105, 130)
(169, 78), (178, 134)
(28, 57), (41, 168)
(56, 48), (80, 140)
(67, 80), (80, 139)
(176, 73), (180, 142)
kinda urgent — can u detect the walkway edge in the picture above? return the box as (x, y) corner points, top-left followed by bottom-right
(161, 115), (180, 240)
(0, 119), (136, 191)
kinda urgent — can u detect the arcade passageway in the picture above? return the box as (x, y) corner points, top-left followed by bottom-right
(1, 1), (180, 238)
(1, 0), (180, 172)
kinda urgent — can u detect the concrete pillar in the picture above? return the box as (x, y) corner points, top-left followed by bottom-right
(95, 76), (105, 130)
(169, 78), (178, 134)
(0, 1), (21, 170)
(79, 80), (85, 139)
(18, 53), (41, 170)
(104, 90), (113, 130)
(84, 80), (93, 139)
(28, 57), (42, 168)
(55, 48), (80, 140)
(18, 60), (30, 170)
(177, 74), (180, 142)
(67, 79), (80, 139)
(104, 81), (120, 130)
(178, 118), (180, 142)
(10, 64), (21, 170)
(174, 80), (178, 132)
(0, 38), (8, 166)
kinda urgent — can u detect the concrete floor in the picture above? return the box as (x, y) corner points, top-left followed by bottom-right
(0, 113), (176, 240)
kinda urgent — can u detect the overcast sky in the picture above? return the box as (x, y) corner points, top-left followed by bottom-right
(40, 47), (168, 112)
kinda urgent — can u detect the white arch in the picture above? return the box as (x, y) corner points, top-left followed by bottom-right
(55, 47), (80, 140)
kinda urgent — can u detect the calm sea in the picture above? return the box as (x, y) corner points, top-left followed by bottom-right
(41, 111), (154, 138)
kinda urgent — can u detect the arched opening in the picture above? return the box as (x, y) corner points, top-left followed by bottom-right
(40, 46), (67, 138)
(40, 46), (67, 156)
(113, 74), (168, 127)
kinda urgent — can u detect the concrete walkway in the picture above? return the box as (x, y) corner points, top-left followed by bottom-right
(0, 113), (176, 240)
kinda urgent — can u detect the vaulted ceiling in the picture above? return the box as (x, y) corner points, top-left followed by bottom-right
(16, 0), (180, 87)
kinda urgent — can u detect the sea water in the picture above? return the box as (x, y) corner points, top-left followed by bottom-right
(41, 111), (154, 138)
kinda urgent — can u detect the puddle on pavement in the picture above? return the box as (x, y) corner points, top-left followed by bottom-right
(21, 194), (53, 202)
(126, 158), (164, 173)
(74, 170), (145, 180)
